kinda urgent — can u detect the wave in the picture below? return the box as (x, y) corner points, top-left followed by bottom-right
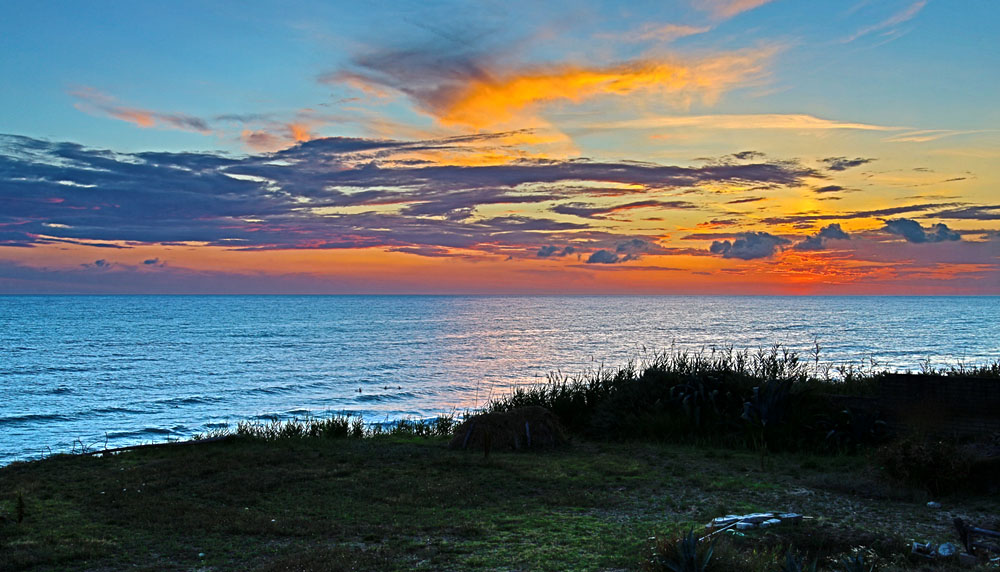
(243, 379), (335, 395)
(92, 406), (145, 415)
(0, 412), (73, 425)
(105, 427), (178, 439)
(153, 395), (222, 407)
(355, 391), (416, 403)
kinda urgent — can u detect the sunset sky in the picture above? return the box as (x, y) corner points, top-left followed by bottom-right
(2, 0), (998, 294)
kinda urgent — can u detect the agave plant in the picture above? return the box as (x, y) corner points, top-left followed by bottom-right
(777, 551), (817, 572)
(653, 529), (714, 572)
(837, 553), (876, 572)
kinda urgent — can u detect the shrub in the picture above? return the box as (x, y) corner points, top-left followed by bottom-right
(876, 434), (973, 495)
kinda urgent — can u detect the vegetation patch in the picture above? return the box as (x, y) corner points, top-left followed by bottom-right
(448, 405), (568, 453)
(3, 349), (998, 570)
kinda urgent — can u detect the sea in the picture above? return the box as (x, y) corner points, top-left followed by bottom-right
(2, 295), (998, 465)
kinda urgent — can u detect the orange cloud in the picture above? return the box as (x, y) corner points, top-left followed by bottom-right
(71, 87), (211, 134)
(240, 129), (286, 152)
(588, 113), (899, 132)
(240, 119), (321, 152)
(289, 123), (314, 142)
(109, 108), (155, 128)
(428, 51), (771, 130)
(695, 0), (774, 20)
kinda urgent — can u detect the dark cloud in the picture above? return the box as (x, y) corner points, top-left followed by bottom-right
(884, 218), (961, 243)
(386, 246), (454, 258)
(930, 205), (1000, 221)
(814, 185), (844, 193)
(681, 232), (741, 240)
(731, 151), (765, 161)
(821, 156), (875, 171)
(537, 245), (576, 257)
(586, 250), (620, 264)
(584, 238), (661, 264)
(81, 259), (113, 269)
(142, 258), (160, 265)
(0, 134), (817, 258)
(551, 199), (698, 219)
(705, 218), (739, 227)
(794, 223), (850, 251)
(927, 224), (962, 242)
(323, 36), (500, 120)
(615, 238), (649, 261)
(759, 202), (959, 225)
(709, 232), (790, 260)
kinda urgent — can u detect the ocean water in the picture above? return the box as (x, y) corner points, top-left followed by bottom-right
(1, 295), (998, 464)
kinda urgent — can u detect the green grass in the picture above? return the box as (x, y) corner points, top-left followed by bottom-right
(2, 434), (997, 571)
(3, 348), (997, 570)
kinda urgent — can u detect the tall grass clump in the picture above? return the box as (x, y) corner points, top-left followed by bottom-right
(203, 413), (456, 441)
(487, 345), (895, 452)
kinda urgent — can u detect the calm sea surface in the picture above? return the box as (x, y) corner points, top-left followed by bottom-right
(2, 295), (998, 464)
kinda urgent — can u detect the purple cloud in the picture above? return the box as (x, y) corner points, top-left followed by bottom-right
(884, 218), (961, 243)
(709, 232), (790, 260)
(821, 156), (875, 171)
(794, 223), (850, 251)
(0, 134), (818, 258)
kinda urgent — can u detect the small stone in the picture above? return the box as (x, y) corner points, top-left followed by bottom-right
(711, 516), (740, 528)
(742, 512), (775, 523)
(778, 513), (803, 523)
(927, 501), (942, 508)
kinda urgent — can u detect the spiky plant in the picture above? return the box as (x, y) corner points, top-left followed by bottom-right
(778, 551), (817, 572)
(837, 553), (875, 572)
(652, 529), (714, 572)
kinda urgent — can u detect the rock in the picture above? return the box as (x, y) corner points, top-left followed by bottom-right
(937, 543), (957, 557)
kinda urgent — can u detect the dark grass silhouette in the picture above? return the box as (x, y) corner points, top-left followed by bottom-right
(448, 405), (568, 453)
(486, 346), (998, 454)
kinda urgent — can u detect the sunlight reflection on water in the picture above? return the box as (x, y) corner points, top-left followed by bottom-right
(1, 295), (997, 463)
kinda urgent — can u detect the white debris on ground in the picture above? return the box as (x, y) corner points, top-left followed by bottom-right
(701, 511), (805, 540)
